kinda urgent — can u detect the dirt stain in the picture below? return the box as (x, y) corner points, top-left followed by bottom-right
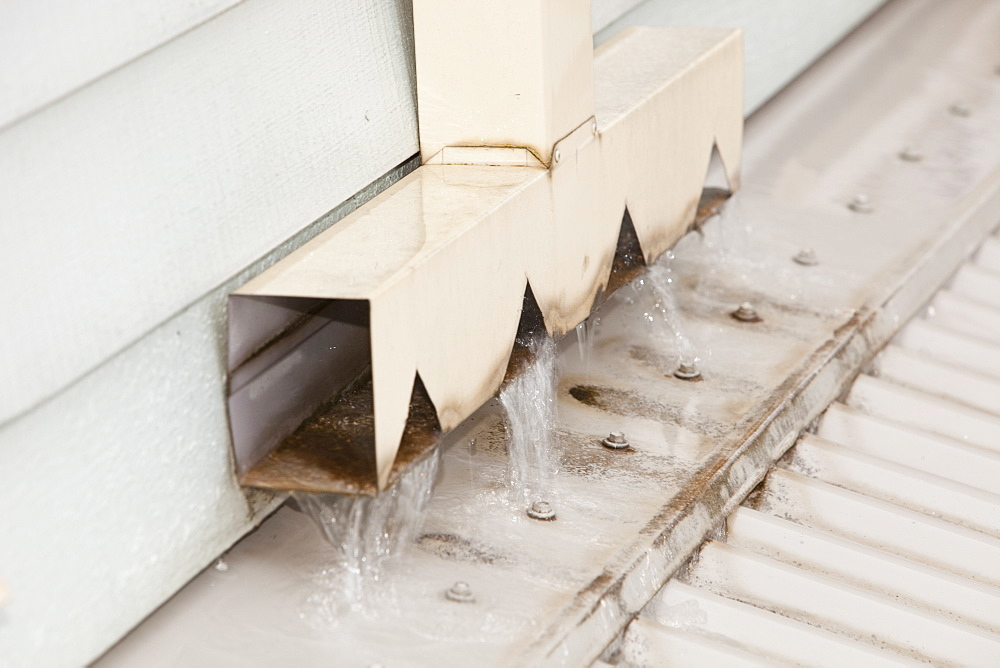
(567, 384), (731, 440)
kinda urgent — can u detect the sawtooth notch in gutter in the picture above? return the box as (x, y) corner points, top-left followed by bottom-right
(227, 7), (744, 495)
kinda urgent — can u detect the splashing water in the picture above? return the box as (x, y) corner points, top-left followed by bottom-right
(500, 336), (559, 507)
(574, 318), (599, 371)
(639, 252), (701, 369)
(292, 451), (439, 625)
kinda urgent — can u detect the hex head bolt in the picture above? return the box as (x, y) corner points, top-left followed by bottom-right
(731, 302), (762, 323)
(527, 501), (556, 521)
(949, 102), (971, 117)
(602, 431), (631, 450)
(898, 146), (923, 163)
(793, 248), (818, 266)
(674, 361), (702, 380)
(848, 194), (873, 213)
(445, 581), (476, 603)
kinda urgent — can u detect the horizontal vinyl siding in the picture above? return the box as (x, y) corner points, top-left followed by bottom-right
(0, 0), (418, 664)
(0, 0), (244, 129)
(0, 0), (418, 426)
(0, 159), (417, 666)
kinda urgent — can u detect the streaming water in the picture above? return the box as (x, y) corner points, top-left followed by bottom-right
(499, 335), (559, 508)
(574, 318), (599, 371)
(292, 451), (439, 626)
(635, 252), (701, 372)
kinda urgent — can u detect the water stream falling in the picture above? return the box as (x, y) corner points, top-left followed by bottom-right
(292, 451), (439, 625)
(636, 252), (701, 374)
(574, 318), (598, 371)
(499, 335), (559, 510)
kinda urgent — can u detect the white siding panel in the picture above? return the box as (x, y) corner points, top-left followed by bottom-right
(592, 0), (647, 34)
(0, 0), (243, 129)
(595, 0), (888, 114)
(0, 293), (262, 666)
(0, 160), (414, 667)
(0, 0), (419, 425)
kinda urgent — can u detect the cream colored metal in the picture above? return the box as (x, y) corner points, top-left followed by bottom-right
(412, 0), (594, 166)
(594, 27), (742, 261)
(233, 26), (743, 489)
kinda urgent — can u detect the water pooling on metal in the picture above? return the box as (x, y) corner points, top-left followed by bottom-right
(291, 452), (439, 624)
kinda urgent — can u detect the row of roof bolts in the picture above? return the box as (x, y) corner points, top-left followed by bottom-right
(848, 99), (978, 218)
(439, 95), (989, 606)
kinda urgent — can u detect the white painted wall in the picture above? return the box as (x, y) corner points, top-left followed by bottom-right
(0, 0), (887, 665)
(0, 0), (244, 129)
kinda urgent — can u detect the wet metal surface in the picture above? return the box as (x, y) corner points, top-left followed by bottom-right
(241, 374), (440, 496)
(100, 1), (1000, 665)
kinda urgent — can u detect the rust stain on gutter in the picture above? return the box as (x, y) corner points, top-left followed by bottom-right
(240, 374), (441, 496)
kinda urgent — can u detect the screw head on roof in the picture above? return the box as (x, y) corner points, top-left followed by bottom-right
(553, 149), (562, 163)
(602, 431), (631, 449)
(214, 559), (229, 572)
(527, 500), (556, 521)
(445, 581), (476, 603)
(949, 102), (971, 117)
(898, 146), (923, 162)
(731, 302), (761, 323)
(848, 193), (873, 213)
(674, 361), (702, 380)
(793, 248), (818, 266)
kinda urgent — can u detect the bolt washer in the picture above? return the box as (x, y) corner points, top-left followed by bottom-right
(445, 581), (476, 603)
(527, 501), (556, 521)
(602, 431), (631, 449)
(848, 194), (873, 213)
(674, 362), (702, 380)
(793, 248), (818, 266)
(898, 146), (923, 162)
(949, 102), (971, 117)
(731, 302), (762, 323)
